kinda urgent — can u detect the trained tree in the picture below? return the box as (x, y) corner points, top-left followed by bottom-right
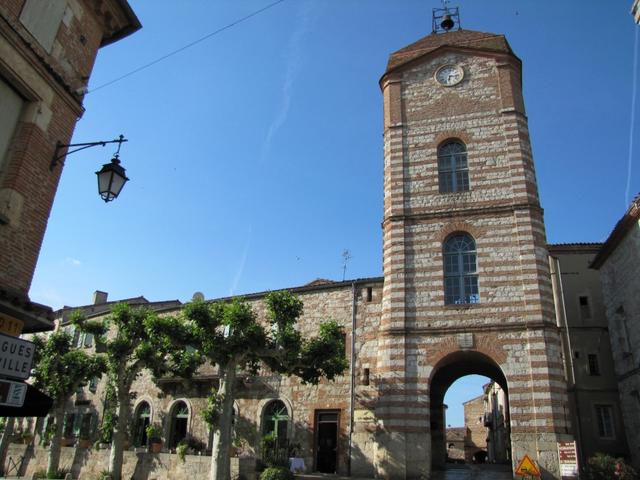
(72, 303), (198, 480)
(31, 330), (106, 477)
(184, 290), (348, 480)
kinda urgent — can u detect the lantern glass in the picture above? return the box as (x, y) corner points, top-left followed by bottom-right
(96, 157), (129, 202)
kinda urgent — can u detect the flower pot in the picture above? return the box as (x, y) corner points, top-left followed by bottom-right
(78, 439), (91, 449)
(149, 441), (162, 453)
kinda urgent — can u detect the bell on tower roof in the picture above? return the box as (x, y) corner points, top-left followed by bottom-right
(432, 1), (461, 34)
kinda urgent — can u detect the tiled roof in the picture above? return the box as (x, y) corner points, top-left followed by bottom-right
(385, 29), (514, 74)
(591, 193), (640, 269)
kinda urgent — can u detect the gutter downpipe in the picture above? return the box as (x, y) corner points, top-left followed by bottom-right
(348, 281), (357, 476)
(549, 255), (585, 468)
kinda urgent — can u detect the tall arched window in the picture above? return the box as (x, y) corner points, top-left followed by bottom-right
(262, 400), (289, 447)
(438, 140), (469, 193)
(443, 233), (479, 305)
(169, 401), (189, 449)
(133, 402), (151, 447)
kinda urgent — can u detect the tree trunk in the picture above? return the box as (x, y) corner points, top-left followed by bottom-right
(209, 361), (237, 480)
(0, 417), (15, 474)
(109, 381), (131, 480)
(47, 402), (66, 476)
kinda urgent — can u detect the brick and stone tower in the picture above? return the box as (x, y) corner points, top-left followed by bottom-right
(375, 20), (571, 479)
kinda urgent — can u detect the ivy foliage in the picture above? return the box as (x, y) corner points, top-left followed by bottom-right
(31, 330), (106, 403)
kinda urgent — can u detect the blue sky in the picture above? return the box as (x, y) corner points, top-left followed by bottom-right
(30, 1), (639, 427)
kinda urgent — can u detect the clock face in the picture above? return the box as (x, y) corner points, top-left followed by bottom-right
(435, 64), (464, 86)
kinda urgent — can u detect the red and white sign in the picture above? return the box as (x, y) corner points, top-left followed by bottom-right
(558, 441), (578, 478)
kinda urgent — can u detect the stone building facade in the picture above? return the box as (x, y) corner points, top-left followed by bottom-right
(16, 21), (636, 480)
(592, 195), (640, 468)
(549, 244), (629, 464)
(0, 0), (139, 417)
(376, 27), (571, 478)
(0, 0), (139, 335)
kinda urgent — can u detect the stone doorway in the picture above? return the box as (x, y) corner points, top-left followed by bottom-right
(430, 351), (511, 473)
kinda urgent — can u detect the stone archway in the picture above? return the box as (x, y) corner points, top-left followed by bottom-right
(429, 350), (511, 471)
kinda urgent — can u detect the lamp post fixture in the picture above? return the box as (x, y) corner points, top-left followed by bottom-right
(50, 134), (130, 202)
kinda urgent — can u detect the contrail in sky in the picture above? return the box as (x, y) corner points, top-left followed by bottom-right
(626, 27), (639, 206)
(230, 225), (253, 296)
(260, 3), (316, 163)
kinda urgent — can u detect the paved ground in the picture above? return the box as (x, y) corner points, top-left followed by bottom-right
(431, 464), (513, 480)
(297, 464), (514, 480)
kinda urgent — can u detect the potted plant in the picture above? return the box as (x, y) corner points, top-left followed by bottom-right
(146, 424), (163, 453)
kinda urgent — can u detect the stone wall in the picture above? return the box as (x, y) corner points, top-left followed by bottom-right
(4, 443), (255, 480)
(46, 279), (383, 479)
(598, 220), (640, 467)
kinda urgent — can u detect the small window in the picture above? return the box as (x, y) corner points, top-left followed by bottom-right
(133, 402), (151, 447)
(19, 0), (67, 52)
(63, 413), (79, 438)
(579, 296), (591, 320)
(83, 332), (94, 348)
(366, 287), (373, 302)
(79, 413), (94, 440)
(0, 78), (24, 172)
(88, 377), (99, 393)
(362, 368), (370, 386)
(588, 354), (600, 376)
(594, 405), (615, 438)
(262, 400), (289, 447)
(438, 140), (469, 193)
(169, 401), (189, 449)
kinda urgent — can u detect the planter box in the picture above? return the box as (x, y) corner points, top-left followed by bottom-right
(149, 441), (162, 453)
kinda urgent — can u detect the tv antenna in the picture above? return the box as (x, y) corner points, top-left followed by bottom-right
(342, 249), (352, 281)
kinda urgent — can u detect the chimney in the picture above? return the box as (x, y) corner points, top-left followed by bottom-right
(93, 291), (108, 305)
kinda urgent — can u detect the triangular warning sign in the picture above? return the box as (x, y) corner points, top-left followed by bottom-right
(515, 454), (541, 477)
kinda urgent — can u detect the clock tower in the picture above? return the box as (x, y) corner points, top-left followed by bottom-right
(374, 13), (572, 479)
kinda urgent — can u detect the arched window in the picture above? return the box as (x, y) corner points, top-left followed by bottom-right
(262, 400), (289, 447)
(169, 401), (189, 449)
(443, 233), (479, 304)
(438, 141), (469, 193)
(133, 402), (151, 447)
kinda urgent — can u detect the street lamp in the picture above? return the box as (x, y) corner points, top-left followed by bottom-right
(50, 134), (130, 202)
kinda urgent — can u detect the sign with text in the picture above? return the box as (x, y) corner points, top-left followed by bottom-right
(0, 333), (34, 379)
(558, 441), (578, 479)
(0, 315), (24, 336)
(0, 379), (27, 407)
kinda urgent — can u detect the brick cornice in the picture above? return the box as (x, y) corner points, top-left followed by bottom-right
(377, 320), (560, 336)
(382, 202), (543, 227)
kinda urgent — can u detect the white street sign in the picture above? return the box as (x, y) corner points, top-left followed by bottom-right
(0, 333), (35, 380)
